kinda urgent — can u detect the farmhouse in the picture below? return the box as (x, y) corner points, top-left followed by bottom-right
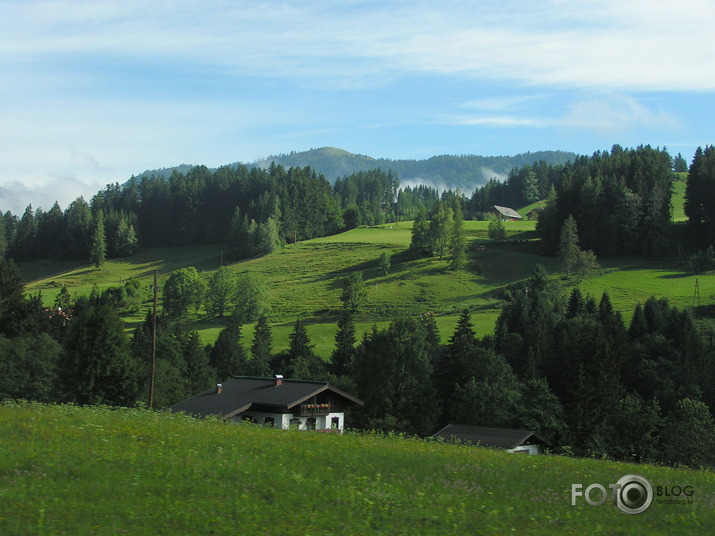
(492, 205), (522, 221)
(433, 424), (552, 454)
(171, 375), (363, 432)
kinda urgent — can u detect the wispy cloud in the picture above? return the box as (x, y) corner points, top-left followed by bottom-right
(2, 0), (714, 91)
(562, 94), (681, 132)
(444, 92), (680, 133)
(0, 0), (710, 213)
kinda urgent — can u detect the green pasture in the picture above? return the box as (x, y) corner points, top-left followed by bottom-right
(1, 402), (713, 536)
(18, 211), (713, 357)
(671, 176), (688, 222)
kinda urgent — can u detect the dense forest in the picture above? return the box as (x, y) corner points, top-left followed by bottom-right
(1, 144), (715, 468)
(2, 145), (709, 263)
(139, 147), (577, 192)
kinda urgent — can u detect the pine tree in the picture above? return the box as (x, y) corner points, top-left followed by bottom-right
(331, 311), (356, 377)
(115, 216), (139, 257)
(210, 324), (247, 382)
(0, 217), (6, 259)
(558, 215), (580, 276)
(449, 199), (467, 270)
(14, 204), (38, 261)
(53, 285), (71, 311)
(182, 331), (214, 395)
(60, 303), (138, 406)
(286, 318), (324, 380)
(256, 217), (281, 255)
(487, 217), (506, 240)
(409, 205), (431, 256)
(673, 153), (688, 172)
(521, 168), (539, 204)
(429, 200), (453, 259)
(249, 315), (273, 376)
(436, 309), (477, 421)
(685, 145), (715, 246)
(90, 210), (107, 268)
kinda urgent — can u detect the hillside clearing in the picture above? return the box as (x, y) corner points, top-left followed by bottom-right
(19, 220), (714, 356)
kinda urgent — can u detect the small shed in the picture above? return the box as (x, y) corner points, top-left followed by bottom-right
(492, 205), (522, 221)
(526, 206), (544, 220)
(433, 424), (552, 454)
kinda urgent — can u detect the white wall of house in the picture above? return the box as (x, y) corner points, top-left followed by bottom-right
(507, 444), (540, 455)
(233, 410), (346, 432)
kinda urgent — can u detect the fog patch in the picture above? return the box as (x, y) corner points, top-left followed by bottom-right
(0, 175), (105, 216)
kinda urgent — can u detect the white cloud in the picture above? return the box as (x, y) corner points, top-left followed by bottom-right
(460, 95), (544, 112)
(450, 116), (539, 127)
(0, 175), (105, 215)
(1, 0), (714, 91)
(562, 94), (681, 132)
(0, 0), (710, 207)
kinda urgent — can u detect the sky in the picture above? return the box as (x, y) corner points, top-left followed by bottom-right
(1, 0), (714, 215)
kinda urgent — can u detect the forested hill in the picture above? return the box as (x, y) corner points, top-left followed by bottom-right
(137, 147), (578, 191)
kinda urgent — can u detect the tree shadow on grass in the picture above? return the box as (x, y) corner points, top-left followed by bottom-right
(658, 272), (693, 279)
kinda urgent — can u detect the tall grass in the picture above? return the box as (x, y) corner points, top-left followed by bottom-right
(1, 402), (713, 535)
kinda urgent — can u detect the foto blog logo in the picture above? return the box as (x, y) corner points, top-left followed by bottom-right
(571, 474), (653, 515)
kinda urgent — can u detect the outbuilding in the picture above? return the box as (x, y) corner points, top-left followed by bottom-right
(433, 424), (551, 454)
(492, 205), (522, 221)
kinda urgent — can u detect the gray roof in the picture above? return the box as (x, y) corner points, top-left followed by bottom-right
(171, 376), (363, 419)
(493, 205), (522, 219)
(433, 424), (551, 449)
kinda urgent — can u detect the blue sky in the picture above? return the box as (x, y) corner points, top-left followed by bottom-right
(1, 0), (714, 214)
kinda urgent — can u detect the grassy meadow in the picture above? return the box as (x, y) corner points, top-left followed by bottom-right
(19, 216), (714, 357)
(1, 402), (713, 536)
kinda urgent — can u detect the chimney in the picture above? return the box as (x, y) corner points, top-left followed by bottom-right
(215, 383), (222, 394)
(274, 374), (284, 387)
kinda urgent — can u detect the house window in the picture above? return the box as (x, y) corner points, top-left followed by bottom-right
(264, 417), (275, 427)
(289, 418), (301, 429)
(241, 415), (256, 424)
(331, 417), (340, 429)
(306, 417), (316, 430)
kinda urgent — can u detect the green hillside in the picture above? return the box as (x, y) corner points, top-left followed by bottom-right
(1, 402), (712, 536)
(19, 216), (713, 358)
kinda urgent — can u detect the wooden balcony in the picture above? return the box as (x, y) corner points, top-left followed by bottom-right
(298, 403), (332, 416)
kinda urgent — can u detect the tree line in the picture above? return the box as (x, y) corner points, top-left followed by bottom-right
(1, 165), (440, 264)
(1, 255), (714, 468)
(469, 144), (715, 259)
(3, 145), (715, 266)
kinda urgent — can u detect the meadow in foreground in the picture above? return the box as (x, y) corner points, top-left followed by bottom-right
(0, 402), (713, 535)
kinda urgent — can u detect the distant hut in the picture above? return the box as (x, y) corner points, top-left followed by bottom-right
(492, 205), (522, 221)
(526, 206), (544, 220)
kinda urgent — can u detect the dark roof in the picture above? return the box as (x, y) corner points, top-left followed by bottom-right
(493, 205), (522, 219)
(171, 376), (363, 419)
(432, 424), (552, 449)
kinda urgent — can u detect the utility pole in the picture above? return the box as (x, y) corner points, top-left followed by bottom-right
(149, 270), (158, 409)
(693, 277), (701, 308)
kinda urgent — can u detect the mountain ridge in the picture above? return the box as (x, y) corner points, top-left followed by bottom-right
(136, 146), (578, 191)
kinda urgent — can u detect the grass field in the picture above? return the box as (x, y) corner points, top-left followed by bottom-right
(1, 402), (713, 536)
(18, 215), (714, 357)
